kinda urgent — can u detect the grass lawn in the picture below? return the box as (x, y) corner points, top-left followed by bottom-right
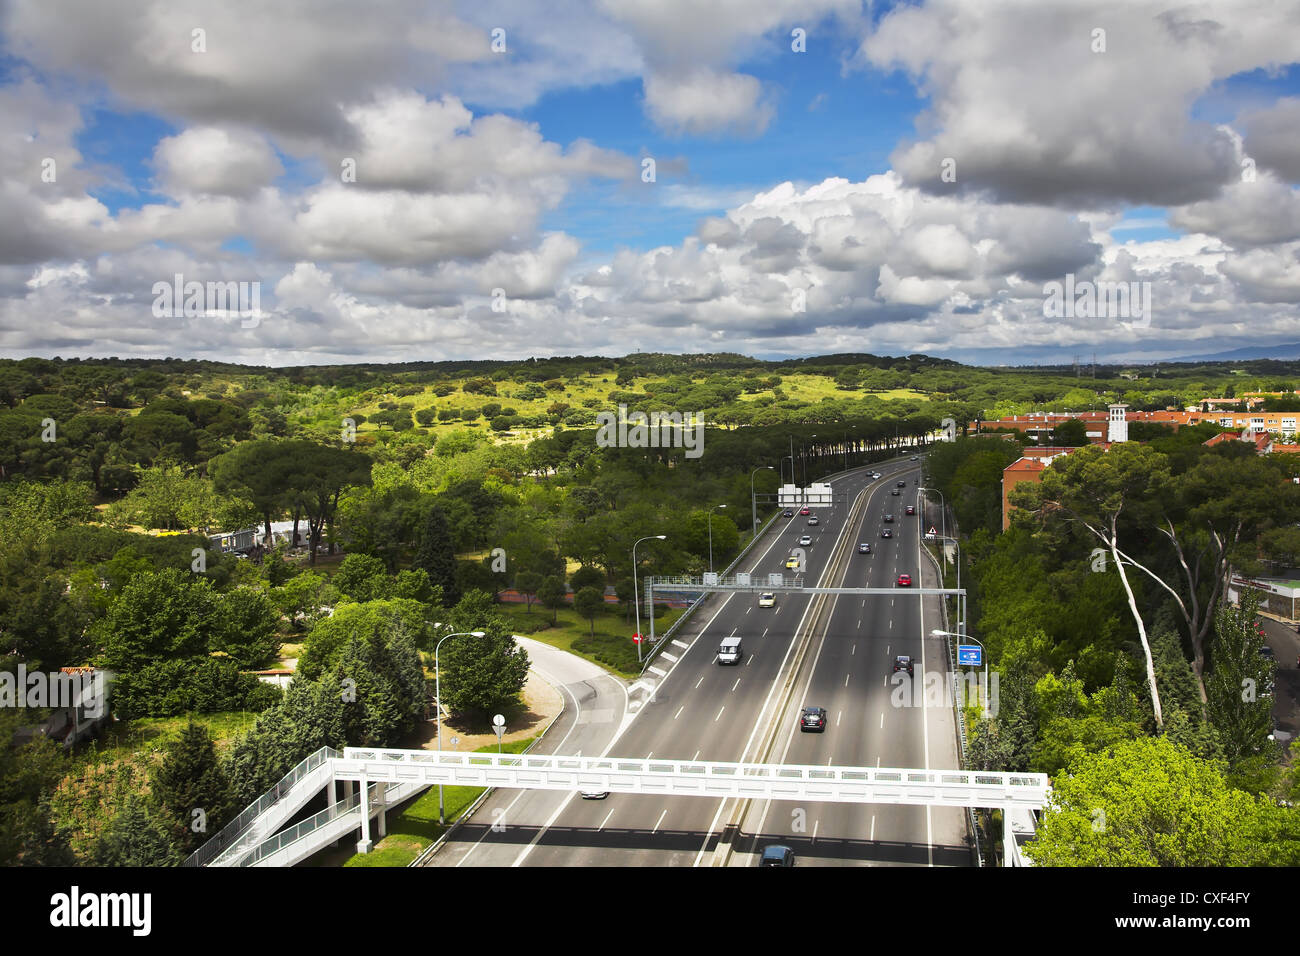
(499, 601), (683, 677)
(329, 737), (537, 868)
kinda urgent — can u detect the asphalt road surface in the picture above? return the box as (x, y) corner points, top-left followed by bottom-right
(429, 456), (971, 867)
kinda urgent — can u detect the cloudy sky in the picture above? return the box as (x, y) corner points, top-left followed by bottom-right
(2, 0), (1299, 367)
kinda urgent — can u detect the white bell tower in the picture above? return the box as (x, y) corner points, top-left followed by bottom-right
(1108, 403), (1129, 443)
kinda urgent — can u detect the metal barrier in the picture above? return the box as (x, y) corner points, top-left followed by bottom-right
(183, 746), (340, 867)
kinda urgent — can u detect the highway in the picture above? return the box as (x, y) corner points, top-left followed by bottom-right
(428, 457), (971, 867)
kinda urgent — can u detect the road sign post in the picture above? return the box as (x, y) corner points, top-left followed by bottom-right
(958, 645), (982, 667)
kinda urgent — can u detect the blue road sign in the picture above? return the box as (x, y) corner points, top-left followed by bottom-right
(958, 645), (982, 667)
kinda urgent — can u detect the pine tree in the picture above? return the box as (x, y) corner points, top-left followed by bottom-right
(92, 796), (181, 866)
(415, 506), (460, 606)
(153, 721), (234, 853)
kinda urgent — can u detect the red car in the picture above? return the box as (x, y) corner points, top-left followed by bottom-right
(896, 574), (912, 587)
(905, 505), (916, 515)
(800, 507), (811, 516)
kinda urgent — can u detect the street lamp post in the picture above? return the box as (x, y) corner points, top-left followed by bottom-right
(918, 486), (946, 542)
(708, 503), (727, 573)
(751, 466), (775, 533)
(435, 629), (486, 824)
(632, 534), (666, 664)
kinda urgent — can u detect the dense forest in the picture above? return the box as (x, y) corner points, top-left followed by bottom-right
(2, 351), (1300, 865)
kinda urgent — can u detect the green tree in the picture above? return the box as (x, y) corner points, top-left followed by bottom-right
(210, 588), (281, 669)
(91, 796), (181, 866)
(96, 568), (218, 672)
(1026, 736), (1291, 866)
(1206, 589), (1275, 768)
(514, 570), (543, 613)
(537, 576), (567, 625)
(436, 591), (529, 721)
(414, 506), (459, 605)
(573, 586), (605, 637)
(153, 721), (234, 854)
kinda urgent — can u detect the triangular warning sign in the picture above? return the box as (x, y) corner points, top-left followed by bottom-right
(928, 526), (937, 535)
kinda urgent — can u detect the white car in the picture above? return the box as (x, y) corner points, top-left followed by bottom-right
(798, 534), (812, 546)
(758, 592), (776, 608)
(580, 790), (609, 800)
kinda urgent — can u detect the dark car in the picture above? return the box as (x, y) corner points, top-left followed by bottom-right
(891, 489), (901, 496)
(783, 510), (793, 517)
(858, 543), (871, 554)
(799, 706), (827, 732)
(1259, 645), (1275, 659)
(897, 480), (906, 487)
(759, 845), (795, 867)
(881, 529), (893, 538)
(883, 513), (895, 522)
(893, 655), (914, 676)
(905, 505), (916, 515)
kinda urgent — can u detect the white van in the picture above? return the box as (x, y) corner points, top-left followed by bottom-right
(717, 636), (743, 664)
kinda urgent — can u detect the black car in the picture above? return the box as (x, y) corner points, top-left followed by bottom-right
(799, 706), (827, 732)
(881, 529), (893, 538)
(897, 480), (906, 487)
(883, 513), (894, 522)
(783, 510), (793, 517)
(759, 845), (795, 867)
(890, 489), (901, 496)
(1259, 645), (1275, 659)
(858, 543), (871, 554)
(893, 655), (914, 676)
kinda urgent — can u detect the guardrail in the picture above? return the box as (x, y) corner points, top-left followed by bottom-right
(337, 747), (1051, 810)
(184, 745), (340, 867)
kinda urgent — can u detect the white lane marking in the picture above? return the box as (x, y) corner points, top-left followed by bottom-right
(746, 607), (751, 615)
(598, 808), (615, 831)
(715, 706), (726, 722)
(647, 665), (666, 676)
(813, 820), (819, 842)
(827, 757), (833, 766)
(762, 627), (769, 638)
(837, 710), (842, 726)
(672, 639), (690, 649)
(857, 619), (861, 628)
(731, 679), (741, 692)
(851, 643), (856, 655)
(870, 816), (876, 841)
(659, 652), (679, 663)
(695, 676), (704, 689)
(844, 673), (850, 687)
(746, 654), (754, 667)
(880, 712), (884, 729)
(674, 706), (684, 720)
(693, 750), (701, 762)
(652, 810), (667, 833)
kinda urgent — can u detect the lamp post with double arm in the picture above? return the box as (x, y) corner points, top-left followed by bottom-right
(435, 629), (486, 824)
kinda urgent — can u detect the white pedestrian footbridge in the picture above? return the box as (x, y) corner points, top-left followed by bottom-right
(184, 747), (1049, 868)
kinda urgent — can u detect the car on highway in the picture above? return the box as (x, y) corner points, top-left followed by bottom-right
(880, 529), (893, 538)
(905, 505), (916, 515)
(910, 456), (918, 461)
(799, 706), (827, 732)
(800, 507), (811, 515)
(785, 555), (801, 569)
(893, 655), (914, 676)
(580, 790), (609, 799)
(807, 516), (819, 525)
(873, 472), (882, 479)
(759, 845), (795, 867)
(1259, 645), (1275, 659)
(758, 592), (776, 608)
(783, 509), (793, 517)
(858, 543), (871, 554)
(883, 513), (894, 522)
(897, 480), (906, 487)
(891, 488), (901, 495)
(896, 573), (912, 587)
(798, 534), (812, 546)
